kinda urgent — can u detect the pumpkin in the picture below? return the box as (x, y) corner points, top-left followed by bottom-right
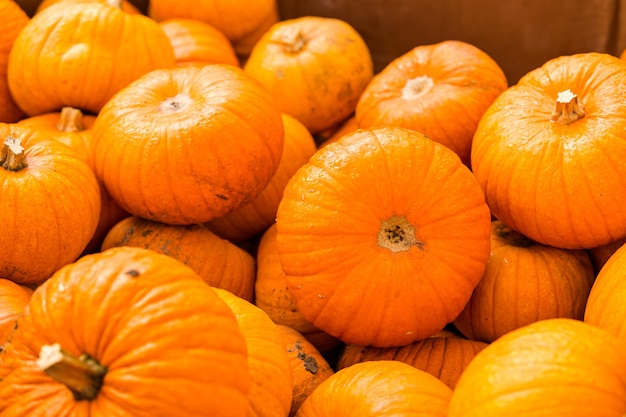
(244, 16), (374, 134)
(0, 124), (101, 285)
(448, 318), (626, 417)
(585, 241), (626, 339)
(295, 360), (452, 417)
(453, 220), (595, 343)
(276, 325), (334, 417)
(7, 0), (175, 116)
(207, 113), (318, 243)
(93, 64), (284, 225)
(214, 287), (293, 417)
(587, 236), (626, 274)
(0, 279), (32, 347)
(0, 246), (251, 416)
(160, 18), (240, 67)
(35, 0), (141, 14)
(0, 0), (29, 123)
(337, 334), (488, 390)
(101, 216), (256, 301)
(355, 40), (507, 167)
(255, 224), (341, 353)
(275, 126), (492, 347)
(471, 52), (626, 249)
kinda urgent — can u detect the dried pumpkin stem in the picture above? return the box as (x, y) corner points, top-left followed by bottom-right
(494, 222), (534, 248)
(378, 215), (424, 253)
(0, 136), (27, 171)
(273, 27), (306, 54)
(106, 0), (123, 8)
(57, 107), (86, 132)
(36, 343), (107, 401)
(551, 89), (585, 125)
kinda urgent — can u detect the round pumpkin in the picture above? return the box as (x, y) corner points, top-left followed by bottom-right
(0, 0), (29, 123)
(7, 0), (175, 116)
(0, 279), (32, 347)
(471, 52), (626, 249)
(244, 16), (373, 134)
(448, 318), (626, 417)
(453, 220), (595, 343)
(296, 360), (452, 417)
(93, 64), (284, 225)
(0, 246), (251, 416)
(101, 216), (256, 301)
(356, 40), (508, 166)
(0, 124), (101, 285)
(276, 126), (492, 347)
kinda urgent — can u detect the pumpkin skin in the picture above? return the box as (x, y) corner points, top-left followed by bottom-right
(244, 16), (374, 134)
(93, 64), (284, 225)
(207, 113), (318, 243)
(337, 335), (488, 390)
(214, 288), (293, 417)
(356, 40), (508, 166)
(471, 52), (626, 249)
(453, 220), (596, 343)
(7, 0), (175, 116)
(160, 18), (240, 67)
(0, 279), (32, 347)
(101, 216), (256, 301)
(0, 246), (251, 417)
(0, 124), (101, 285)
(0, 0), (29, 123)
(295, 360), (452, 417)
(276, 126), (492, 347)
(448, 318), (626, 417)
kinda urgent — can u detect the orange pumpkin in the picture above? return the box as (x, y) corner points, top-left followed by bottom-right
(0, 0), (29, 123)
(7, 0), (175, 116)
(0, 246), (251, 416)
(355, 40), (508, 166)
(160, 18), (240, 67)
(276, 325), (334, 417)
(101, 216), (256, 301)
(448, 318), (626, 417)
(35, 0), (141, 14)
(453, 220), (595, 343)
(93, 64), (284, 225)
(471, 52), (626, 249)
(206, 113), (318, 243)
(337, 335), (488, 390)
(0, 124), (100, 285)
(0, 279), (32, 346)
(214, 288), (293, 417)
(276, 126), (492, 347)
(296, 360), (452, 417)
(244, 16), (373, 134)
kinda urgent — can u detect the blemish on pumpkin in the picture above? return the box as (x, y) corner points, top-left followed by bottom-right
(125, 269), (140, 277)
(294, 341), (319, 374)
(215, 194), (229, 200)
(141, 229), (153, 237)
(378, 215), (424, 253)
(317, 294), (325, 299)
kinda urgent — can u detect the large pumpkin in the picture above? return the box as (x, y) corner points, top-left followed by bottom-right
(93, 64), (284, 225)
(275, 126), (492, 347)
(0, 0), (29, 123)
(7, 0), (175, 116)
(471, 52), (626, 249)
(0, 247), (251, 416)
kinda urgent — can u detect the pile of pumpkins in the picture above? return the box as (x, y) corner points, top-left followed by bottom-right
(2, 0), (626, 415)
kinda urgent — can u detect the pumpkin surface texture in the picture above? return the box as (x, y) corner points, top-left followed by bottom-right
(0, 247), (251, 417)
(0, 279), (32, 346)
(275, 126), (492, 347)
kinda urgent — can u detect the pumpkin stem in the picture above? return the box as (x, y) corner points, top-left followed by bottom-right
(36, 343), (107, 401)
(493, 221), (534, 248)
(272, 26), (306, 54)
(377, 215), (424, 253)
(0, 136), (27, 171)
(57, 107), (86, 133)
(402, 75), (434, 100)
(106, 0), (123, 8)
(551, 89), (585, 125)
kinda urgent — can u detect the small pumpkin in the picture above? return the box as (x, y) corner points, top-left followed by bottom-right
(0, 247), (251, 416)
(0, 279), (33, 347)
(0, 124), (101, 285)
(244, 16), (374, 134)
(471, 52), (626, 249)
(276, 126), (491, 347)
(0, 0), (29, 123)
(453, 220), (595, 343)
(448, 318), (626, 417)
(355, 40), (508, 166)
(8, 0), (175, 116)
(93, 64), (284, 225)
(295, 360), (452, 417)
(101, 216), (256, 301)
